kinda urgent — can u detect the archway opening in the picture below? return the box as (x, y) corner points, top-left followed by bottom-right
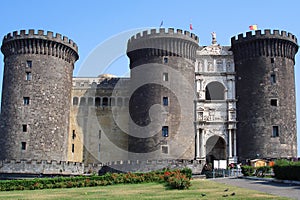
(206, 135), (226, 165)
(205, 81), (225, 100)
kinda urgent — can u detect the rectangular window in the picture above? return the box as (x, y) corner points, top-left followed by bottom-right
(163, 97), (168, 106)
(22, 124), (27, 132)
(72, 130), (76, 139)
(161, 145), (169, 154)
(162, 126), (169, 137)
(21, 142), (26, 150)
(270, 99), (278, 106)
(163, 57), (168, 64)
(23, 97), (30, 105)
(272, 126), (279, 137)
(163, 73), (168, 81)
(72, 144), (75, 153)
(271, 74), (276, 84)
(271, 58), (275, 63)
(26, 60), (32, 68)
(99, 130), (101, 139)
(25, 72), (32, 81)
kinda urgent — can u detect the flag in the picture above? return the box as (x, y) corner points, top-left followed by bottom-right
(189, 23), (193, 30)
(159, 21), (163, 28)
(249, 24), (258, 30)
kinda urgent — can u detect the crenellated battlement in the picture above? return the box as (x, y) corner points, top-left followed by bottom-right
(231, 29), (297, 44)
(3, 29), (78, 51)
(128, 28), (199, 44)
(1, 29), (79, 63)
(231, 29), (298, 61)
(127, 28), (199, 68)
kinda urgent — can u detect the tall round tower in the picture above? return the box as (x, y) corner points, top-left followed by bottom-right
(0, 30), (79, 161)
(231, 30), (298, 161)
(126, 28), (199, 160)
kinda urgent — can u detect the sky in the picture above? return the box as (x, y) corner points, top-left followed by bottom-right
(0, 0), (300, 156)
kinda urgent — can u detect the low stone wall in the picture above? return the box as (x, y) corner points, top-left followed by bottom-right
(87, 159), (204, 175)
(0, 160), (84, 175)
(0, 159), (204, 177)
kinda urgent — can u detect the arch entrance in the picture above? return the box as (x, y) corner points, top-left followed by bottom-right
(206, 135), (226, 164)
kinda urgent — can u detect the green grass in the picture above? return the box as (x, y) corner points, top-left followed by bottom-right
(0, 179), (290, 200)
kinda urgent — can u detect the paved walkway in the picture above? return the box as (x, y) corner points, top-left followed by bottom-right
(211, 177), (300, 199)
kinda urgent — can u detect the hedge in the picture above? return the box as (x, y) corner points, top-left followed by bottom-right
(273, 160), (300, 181)
(0, 168), (192, 191)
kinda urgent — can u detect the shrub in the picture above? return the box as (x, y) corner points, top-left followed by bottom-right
(163, 170), (191, 190)
(241, 165), (254, 176)
(180, 167), (192, 179)
(0, 168), (192, 191)
(255, 166), (271, 177)
(273, 159), (300, 181)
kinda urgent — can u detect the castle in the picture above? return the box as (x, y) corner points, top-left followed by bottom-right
(0, 28), (298, 175)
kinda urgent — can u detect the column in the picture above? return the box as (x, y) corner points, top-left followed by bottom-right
(228, 129), (232, 158)
(196, 129), (200, 159)
(233, 129), (237, 157)
(200, 129), (205, 160)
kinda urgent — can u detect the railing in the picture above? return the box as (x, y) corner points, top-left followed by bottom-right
(204, 169), (242, 179)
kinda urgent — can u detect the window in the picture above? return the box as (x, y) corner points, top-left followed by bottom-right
(95, 97), (101, 106)
(26, 60), (32, 68)
(272, 126), (279, 137)
(102, 97), (108, 106)
(162, 126), (169, 137)
(117, 97), (123, 106)
(271, 74), (276, 84)
(72, 144), (75, 153)
(80, 97), (86, 106)
(88, 97), (94, 106)
(22, 124), (27, 132)
(271, 58), (275, 63)
(270, 99), (278, 106)
(21, 142), (26, 150)
(99, 130), (101, 139)
(73, 97), (78, 105)
(161, 145), (169, 154)
(25, 72), (32, 81)
(110, 98), (115, 106)
(163, 73), (168, 81)
(72, 130), (76, 139)
(163, 57), (168, 64)
(23, 97), (30, 105)
(163, 97), (168, 106)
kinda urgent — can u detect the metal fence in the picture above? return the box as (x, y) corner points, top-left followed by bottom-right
(204, 169), (243, 179)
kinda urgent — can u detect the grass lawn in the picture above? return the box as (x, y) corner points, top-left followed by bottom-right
(0, 179), (290, 200)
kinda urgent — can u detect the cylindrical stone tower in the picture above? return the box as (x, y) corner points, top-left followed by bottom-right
(126, 28), (199, 160)
(0, 29), (79, 161)
(231, 30), (298, 161)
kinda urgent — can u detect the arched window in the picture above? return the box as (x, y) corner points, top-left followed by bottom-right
(102, 97), (108, 106)
(110, 98), (115, 106)
(95, 97), (101, 106)
(117, 97), (123, 106)
(73, 97), (78, 106)
(88, 97), (94, 106)
(80, 97), (86, 106)
(205, 82), (225, 100)
(124, 97), (129, 106)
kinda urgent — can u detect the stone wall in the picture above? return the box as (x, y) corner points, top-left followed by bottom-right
(0, 160), (84, 175)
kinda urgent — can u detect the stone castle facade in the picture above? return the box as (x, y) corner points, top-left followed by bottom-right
(0, 28), (298, 175)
